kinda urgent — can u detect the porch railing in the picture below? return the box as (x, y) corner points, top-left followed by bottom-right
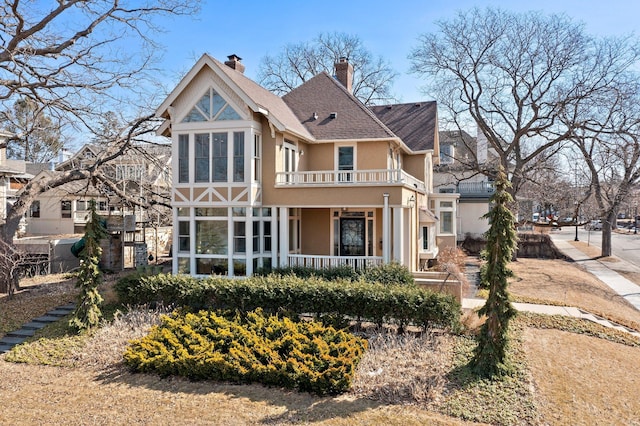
(287, 254), (384, 270)
(276, 169), (426, 192)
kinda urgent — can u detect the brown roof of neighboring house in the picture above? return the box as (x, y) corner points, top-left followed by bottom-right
(370, 102), (438, 151)
(283, 72), (396, 141)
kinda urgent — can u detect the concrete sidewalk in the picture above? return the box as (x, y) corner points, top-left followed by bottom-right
(461, 237), (640, 338)
(550, 236), (640, 311)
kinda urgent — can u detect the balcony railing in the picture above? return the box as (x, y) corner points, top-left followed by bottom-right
(276, 169), (426, 192)
(457, 181), (495, 197)
(287, 254), (384, 270)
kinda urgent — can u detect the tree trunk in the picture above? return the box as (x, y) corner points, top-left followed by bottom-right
(601, 211), (616, 257)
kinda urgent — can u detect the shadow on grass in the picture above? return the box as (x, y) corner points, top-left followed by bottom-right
(94, 364), (383, 424)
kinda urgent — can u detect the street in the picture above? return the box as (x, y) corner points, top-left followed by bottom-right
(550, 226), (640, 271)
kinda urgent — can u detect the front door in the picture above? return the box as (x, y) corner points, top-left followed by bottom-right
(340, 218), (365, 256)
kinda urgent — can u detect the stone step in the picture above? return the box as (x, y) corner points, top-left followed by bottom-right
(22, 321), (49, 330)
(46, 309), (73, 317)
(33, 315), (63, 323)
(0, 343), (14, 354)
(58, 303), (76, 310)
(6, 328), (35, 338)
(0, 336), (27, 345)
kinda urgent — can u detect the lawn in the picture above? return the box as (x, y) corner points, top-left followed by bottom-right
(1, 253), (639, 425)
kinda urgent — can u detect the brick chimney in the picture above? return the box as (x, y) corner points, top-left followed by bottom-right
(335, 57), (353, 93)
(224, 54), (245, 74)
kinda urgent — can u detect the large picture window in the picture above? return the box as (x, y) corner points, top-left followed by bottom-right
(195, 221), (227, 254)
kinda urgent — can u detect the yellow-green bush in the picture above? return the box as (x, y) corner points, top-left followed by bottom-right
(124, 309), (367, 395)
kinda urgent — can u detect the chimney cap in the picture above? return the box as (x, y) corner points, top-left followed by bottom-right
(227, 54), (242, 61)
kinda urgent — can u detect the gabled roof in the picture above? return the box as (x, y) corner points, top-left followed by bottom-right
(370, 102), (438, 152)
(156, 54), (313, 140)
(283, 72), (397, 141)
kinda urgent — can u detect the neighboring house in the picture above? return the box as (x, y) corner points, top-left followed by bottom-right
(433, 129), (497, 240)
(156, 53), (457, 277)
(26, 143), (171, 236)
(0, 130), (29, 226)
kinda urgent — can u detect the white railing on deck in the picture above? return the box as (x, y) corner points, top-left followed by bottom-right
(287, 254), (384, 270)
(276, 169), (426, 192)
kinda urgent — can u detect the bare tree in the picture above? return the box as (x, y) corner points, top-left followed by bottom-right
(409, 7), (640, 199)
(567, 78), (640, 256)
(258, 32), (398, 105)
(0, 1), (198, 293)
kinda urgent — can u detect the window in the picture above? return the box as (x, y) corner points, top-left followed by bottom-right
(440, 211), (453, 233)
(283, 141), (297, 183)
(30, 200), (40, 218)
(116, 164), (144, 180)
(195, 221), (227, 254)
(178, 134), (189, 183)
(253, 221), (260, 253)
(178, 221), (190, 253)
(440, 144), (454, 164)
(263, 221), (272, 252)
(422, 226), (429, 250)
(253, 134), (261, 182)
(234, 222), (246, 253)
(233, 132), (244, 182)
(61, 200), (72, 218)
(182, 88), (242, 122)
(194, 133), (210, 182)
(212, 133), (228, 182)
(337, 145), (354, 181)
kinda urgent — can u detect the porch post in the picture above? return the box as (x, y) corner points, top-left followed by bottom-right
(393, 206), (404, 263)
(279, 207), (289, 267)
(382, 193), (390, 263)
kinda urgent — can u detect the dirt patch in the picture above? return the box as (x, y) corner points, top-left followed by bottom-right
(524, 328), (640, 425)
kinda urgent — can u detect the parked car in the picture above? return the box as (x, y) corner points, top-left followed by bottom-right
(585, 220), (603, 231)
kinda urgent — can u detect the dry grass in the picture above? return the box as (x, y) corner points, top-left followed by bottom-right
(509, 258), (640, 332)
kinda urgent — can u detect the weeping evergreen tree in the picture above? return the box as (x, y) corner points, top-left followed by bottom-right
(69, 200), (108, 333)
(471, 168), (518, 377)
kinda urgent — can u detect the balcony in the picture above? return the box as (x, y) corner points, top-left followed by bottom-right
(457, 181), (495, 198)
(275, 169), (426, 192)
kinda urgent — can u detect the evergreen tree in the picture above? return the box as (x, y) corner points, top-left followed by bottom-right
(471, 168), (518, 377)
(69, 200), (108, 332)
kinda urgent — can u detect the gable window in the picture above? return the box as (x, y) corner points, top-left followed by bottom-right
(213, 133), (228, 182)
(178, 134), (189, 183)
(195, 133), (210, 182)
(182, 88), (242, 122)
(337, 145), (355, 182)
(233, 132), (244, 182)
(440, 144), (454, 164)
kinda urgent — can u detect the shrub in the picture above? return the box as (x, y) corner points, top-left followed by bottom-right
(124, 309), (367, 395)
(114, 273), (461, 332)
(359, 262), (414, 286)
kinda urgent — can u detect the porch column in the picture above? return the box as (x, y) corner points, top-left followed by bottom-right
(279, 207), (289, 267)
(393, 206), (404, 263)
(382, 193), (390, 263)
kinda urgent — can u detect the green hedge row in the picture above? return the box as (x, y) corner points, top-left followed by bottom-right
(124, 309), (367, 395)
(115, 273), (461, 331)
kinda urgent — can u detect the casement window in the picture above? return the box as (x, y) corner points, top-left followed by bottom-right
(178, 221), (190, 253)
(253, 134), (261, 182)
(422, 226), (429, 250)
(194, 133), (210, 182)
(440, 144), (454, 164)
(337, 145), (355, 182)
(212, 133), (228, 182)
(233, 132), (244, 182)
(439, 201), (454, 234)
(178, 134), (189, 183)
(30, 200), (40, 218)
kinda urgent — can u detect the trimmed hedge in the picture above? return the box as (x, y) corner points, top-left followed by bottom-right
(124, 309), (367, 395)
(115, 273), (461, 331)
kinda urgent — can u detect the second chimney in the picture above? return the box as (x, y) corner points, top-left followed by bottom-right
(335, 57), (353, 93)
(224, 54), (245, 74)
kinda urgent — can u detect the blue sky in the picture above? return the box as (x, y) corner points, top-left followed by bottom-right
(156, 0), (636, 103)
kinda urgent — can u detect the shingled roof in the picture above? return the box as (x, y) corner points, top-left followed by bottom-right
(370, 102), (438, 152)
(283, 72), (396, 141)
